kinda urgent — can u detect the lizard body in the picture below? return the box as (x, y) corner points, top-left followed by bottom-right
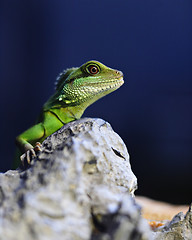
(15, 60), (124, 168)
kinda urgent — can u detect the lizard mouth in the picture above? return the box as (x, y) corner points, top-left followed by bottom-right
(105, 77), (124, 90)
(113, 76), (124, 87)
(91, 76), (124, 91)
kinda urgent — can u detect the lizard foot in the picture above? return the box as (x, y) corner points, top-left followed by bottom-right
(20, 142), (42, 166)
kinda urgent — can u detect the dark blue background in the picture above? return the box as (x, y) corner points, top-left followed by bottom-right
(1, 0), (192, 204)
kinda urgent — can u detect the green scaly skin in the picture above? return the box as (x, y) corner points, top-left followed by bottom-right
(15, 60), (124, 168)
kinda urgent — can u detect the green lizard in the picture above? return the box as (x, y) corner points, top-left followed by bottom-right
(15, 60), (124, 168)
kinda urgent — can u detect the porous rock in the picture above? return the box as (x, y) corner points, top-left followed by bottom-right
(153, 205), (192, 240)
(0, 118), (151, 240)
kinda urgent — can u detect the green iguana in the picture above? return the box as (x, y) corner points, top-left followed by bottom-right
(15, 60), (124, 168)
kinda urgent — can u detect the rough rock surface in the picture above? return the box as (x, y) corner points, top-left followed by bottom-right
(1, 118), (191, 239)
(153, 206), (192, 240)
(0, 118), (151, 240)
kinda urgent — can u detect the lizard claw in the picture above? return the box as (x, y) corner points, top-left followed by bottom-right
(20, 142), (43, 167)
(34, 142), (42, 152)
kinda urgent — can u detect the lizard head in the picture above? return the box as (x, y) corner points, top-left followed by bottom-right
(55, 60), (124, 107)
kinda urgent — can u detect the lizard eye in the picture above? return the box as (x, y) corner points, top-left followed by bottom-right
(87, 65), (99, 75)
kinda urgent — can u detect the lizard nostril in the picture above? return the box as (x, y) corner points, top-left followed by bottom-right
(116, 70), (123, 77)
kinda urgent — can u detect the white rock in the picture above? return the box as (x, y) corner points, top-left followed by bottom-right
(0, 118), (151, 240)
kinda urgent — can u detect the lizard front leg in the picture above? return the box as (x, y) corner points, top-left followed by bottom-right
(15, 123), (45, 166)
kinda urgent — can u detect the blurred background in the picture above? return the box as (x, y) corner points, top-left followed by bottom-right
(0, 0), (192, 204)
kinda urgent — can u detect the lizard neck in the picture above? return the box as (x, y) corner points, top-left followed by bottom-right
(43, 92), (94, 124)
(48, 104), (87, 124)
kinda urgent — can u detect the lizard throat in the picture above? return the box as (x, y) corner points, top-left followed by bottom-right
(71, 77), (124, 105)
